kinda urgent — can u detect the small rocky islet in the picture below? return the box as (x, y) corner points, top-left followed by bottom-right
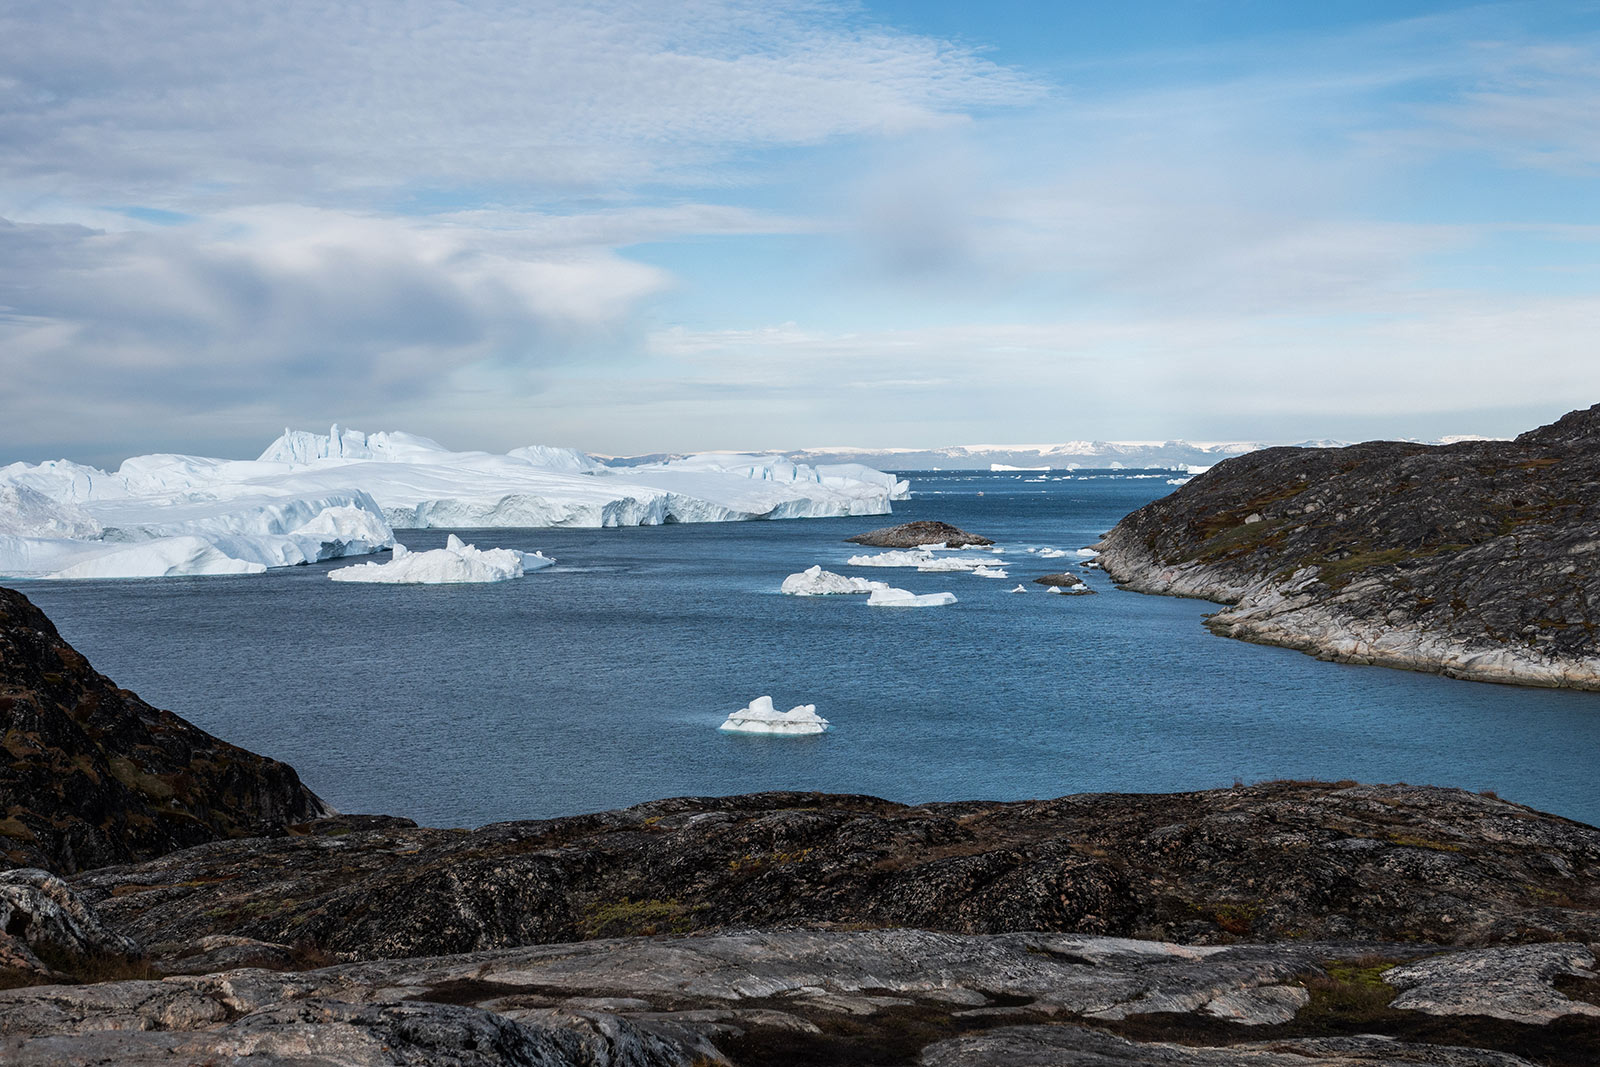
(2, 585), (1598, 1064)
(1096, 403), (1600, 689)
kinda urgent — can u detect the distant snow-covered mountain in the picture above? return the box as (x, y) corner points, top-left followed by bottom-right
(777, 441), (1288, 471)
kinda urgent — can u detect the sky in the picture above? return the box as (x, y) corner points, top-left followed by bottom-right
(2, 0), (1598, 465)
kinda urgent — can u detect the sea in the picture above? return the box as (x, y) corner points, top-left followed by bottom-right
(20, 470), (1600, 828)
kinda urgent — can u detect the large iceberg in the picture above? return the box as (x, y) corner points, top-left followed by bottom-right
(0, 424), (909, 580)
(329, 534), (554, 584)
(867, 587), (958, 607)
(719, 696), (830, 735)
(780, 565), (890, 596)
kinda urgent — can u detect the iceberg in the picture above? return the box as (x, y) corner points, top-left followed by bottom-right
(0, 424), (908, 580)
(1035, 547), (1070, 559)
(329, 534), (554, 584)
(719, 696), (830, 735)
(867, 587), (958, 607)
(971, 565), (1009, 578)
(1009, 584), (1028, 593)
(780, 565), (890, 596)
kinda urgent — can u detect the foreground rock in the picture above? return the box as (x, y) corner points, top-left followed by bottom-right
(2, 930), (1596, 1065)
(846, 521), (994, 548)
(65, 782), (1600, 965)
(1095, 404), (1600, 689)
(0, 586), (332, 874)
(1035, 572), (1095, 594)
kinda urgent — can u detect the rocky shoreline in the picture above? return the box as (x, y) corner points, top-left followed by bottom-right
(1096, 405), (1600, 690)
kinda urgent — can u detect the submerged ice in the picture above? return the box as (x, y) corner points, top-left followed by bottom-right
(719, 696), (830, 735)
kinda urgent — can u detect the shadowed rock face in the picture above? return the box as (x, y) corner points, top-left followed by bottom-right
(1095, 404), (1600, 689)
(0, 585), (332, 874)
(71, 782), (1600, 963)
(845, 521), (994, 547)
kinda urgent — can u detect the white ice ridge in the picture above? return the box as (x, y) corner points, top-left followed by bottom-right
(719, 696), (830, 735)
(867, 587), (958, 607)
(329, 535), (554, 584)
(0, 425), (907, 579)
(780, 565), (890, 596)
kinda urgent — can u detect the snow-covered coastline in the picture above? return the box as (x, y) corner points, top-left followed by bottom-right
(0, 425), (909, 580)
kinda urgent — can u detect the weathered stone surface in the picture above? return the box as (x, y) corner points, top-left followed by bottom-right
(1201, 984), (1310, 1025)
(1094, 404), (1600, 688)
(846, 521), (994, 547)
(0, 868), (139, 978)
(919, 1026), (1543, 1065)
(69, 782), (1600, 963)
(0, 585), (332, 874)
(4, 930), (1595, 1066)
(1383, 942), (1600, 1025)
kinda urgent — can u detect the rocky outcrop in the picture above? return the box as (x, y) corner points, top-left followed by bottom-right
(0, 868), (141, 981)
(846, 521), (994, 547)
(2, 930), (1596, 1065)
(1095, 405), (1600, 688)
(66, 782), (1600, 964)
(0, 585), (332, 874)
(1034, 572), (1094, 593)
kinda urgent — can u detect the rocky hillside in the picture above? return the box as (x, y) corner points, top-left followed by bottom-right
(70, 781), (1600, 965)
(1096, 404), (1600, 688)
(0, 585), (332, 873)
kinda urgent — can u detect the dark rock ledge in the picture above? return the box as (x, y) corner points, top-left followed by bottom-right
(1096, 404), (1600, 689)
(846, 521), (995, 548)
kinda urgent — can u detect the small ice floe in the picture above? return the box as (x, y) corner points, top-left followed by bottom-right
(1009, 584), (1028, 593)
(719, 696), (830, 735)
(971, 565), (1009, 578)
(781, 565), (889, 596)
(915, 555), (1008, 572)
(847, 549), (935, 567)
(868, 587), (958, 607)
(1035, 547), (1070, 558)
(1076, 548), (1100, 557)
(329, 534), (553, 584)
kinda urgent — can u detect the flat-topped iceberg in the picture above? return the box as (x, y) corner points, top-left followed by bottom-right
(867, 587), (958, 607)
(846, 550), (934, 567)
(329, 535), (554, 584)
(915, 555), (1008, 573)
(719, 696), (830, 735)
(0, 424), (908, 580)
(780, 565), (891, 596)
(971, 565), (1009, 578)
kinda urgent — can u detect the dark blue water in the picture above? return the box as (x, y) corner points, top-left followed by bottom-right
(17, 472), (1600, 828)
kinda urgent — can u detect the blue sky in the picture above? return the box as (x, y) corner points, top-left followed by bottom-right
(1, 1), (1597, 463)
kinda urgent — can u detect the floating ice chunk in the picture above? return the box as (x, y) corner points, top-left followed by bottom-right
(915, 555), (1006, 572)
(781, 565), (890, 596)
(971, 566), (1009, 578)
(719, 695), (830, 735)
(1009, 584), (1028, 593)
(867, 587), (957, 607)
(328, 534), (551, 584)
(1076, 548), (1100, 557)
(847, 550), (934, 567)
(1035, 547), (1069, 559)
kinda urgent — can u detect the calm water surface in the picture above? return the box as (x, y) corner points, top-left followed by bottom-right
(20, 472), (1600, 827)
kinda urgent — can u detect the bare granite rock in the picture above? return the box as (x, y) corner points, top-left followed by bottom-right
(846, 521), (995, 548)
(1383, 943), (1600, 1025)
(1094, 403), (1600, 689)
(0, 868), (140, 979)
(66, 782), (1600, 963)
(1035, 572), (1095, 593)
(3, 930), (1595, 1066)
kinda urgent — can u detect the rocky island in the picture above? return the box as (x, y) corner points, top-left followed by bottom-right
(1096, 404), (1600, 689)
(2, 586), (1598, 1065)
